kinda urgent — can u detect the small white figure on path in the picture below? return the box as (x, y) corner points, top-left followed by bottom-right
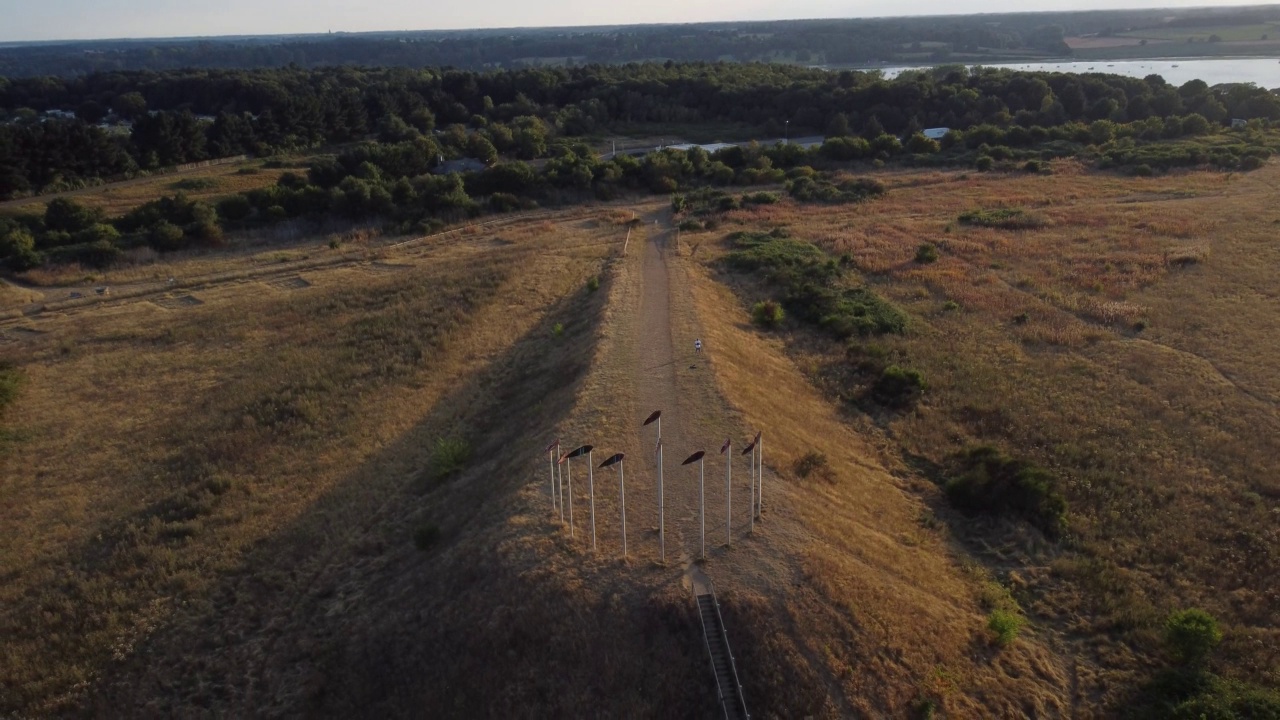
(694, 338), (703, 354)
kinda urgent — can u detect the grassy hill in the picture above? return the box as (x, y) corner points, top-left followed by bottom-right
(1, 160), (1278, 716)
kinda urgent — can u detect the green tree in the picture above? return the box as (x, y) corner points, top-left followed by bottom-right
(1166, 609), (1222, 665)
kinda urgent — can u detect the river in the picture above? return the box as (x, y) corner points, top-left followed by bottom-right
(872, 58), (1280, 88)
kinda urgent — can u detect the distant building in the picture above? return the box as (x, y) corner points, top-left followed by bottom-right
(923, 127), (951, 140)
(431, 157), (488, 175)
(1232, 118), (1248, 128)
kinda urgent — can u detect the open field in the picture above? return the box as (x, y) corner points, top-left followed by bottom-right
(0, 158), (301, 219)
(689, 160), (1280, 712)
(2, 158), (1279, 716)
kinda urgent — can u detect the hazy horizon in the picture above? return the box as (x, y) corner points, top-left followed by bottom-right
(2, 0), (1279, 43)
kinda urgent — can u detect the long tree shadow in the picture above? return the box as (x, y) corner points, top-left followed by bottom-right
(81, 270), (718, 719)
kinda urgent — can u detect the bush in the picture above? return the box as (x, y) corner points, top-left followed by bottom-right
(988, 609), (1025, 647)
(958, 208), (1048, 230)
(678, 219), (703, 232)
(975, 155), (995, 171)
(943, 300), (961, 312)
(871, 365), (926, 407)
(751, 299), (785, 327)
(787, 175), (885, 204)
(915, 243), (939, 264)
(727, 231), (907, 339)
(1166, 609), (1222, 666)
(413, 523), (441, 550)
(944, 446), (1067, 536)
(1130, 164), (1155, 177)
(428, 436), (471, 483)
(743, 191), (780, 205)
(0, 362), (21, 416)
(1023, 160), (1043, 173)
(552, 322), (564, 338)
(793, 451), (830, 480)
(586, 276), (600, 293)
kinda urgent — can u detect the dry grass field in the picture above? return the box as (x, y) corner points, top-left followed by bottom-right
(0, 158), (299, 219)
(2, 159), (1278, 717)
(693, 160), (1280, 712)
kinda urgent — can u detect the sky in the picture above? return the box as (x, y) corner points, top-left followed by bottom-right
(0, 0), (1277, 42)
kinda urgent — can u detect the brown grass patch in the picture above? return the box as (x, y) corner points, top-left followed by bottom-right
(696, 161), (1280, 710)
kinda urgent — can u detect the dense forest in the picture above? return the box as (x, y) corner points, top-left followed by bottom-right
(3, 59), (1280, 273)
(4, 61), (1280, 200)
(3, 6), (1280, 77)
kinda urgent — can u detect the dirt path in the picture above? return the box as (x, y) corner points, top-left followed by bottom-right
(597, 208), (804, 595)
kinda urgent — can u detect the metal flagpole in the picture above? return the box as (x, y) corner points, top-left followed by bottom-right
(600, 453), (626, 558)
(588, 450), (596, 552)
(643, 411), (663, 562)
(758, 431), (764, 520)
(564, 445), (593, 542)
(658, 442), (665, 563)
(546, 439), (560, 513)
(721, 438), (732, 546)
(699, 457), (705, 559)
(742, 435), (758, 530)
(682, 451), (707, 560)
(620, 458), (627, 557)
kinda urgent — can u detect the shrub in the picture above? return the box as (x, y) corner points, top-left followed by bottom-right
(0, 361), (21, 416)
(1166, 609), (1222, 665)
(975, 155), (995, 171)
(552, 322), (564, 338)
(727, 231), (907, 339)
(428, 436), (472, 483)
(793, 451), (830, 480)
(743, 191), (780, 205)
(586, 276), (600, 293)
(1023, 160), (1043, 173)
(413, 523), (441, 550)
(988, 609), (1025, 647)
(944, 446), (1067, 536)
(1131, 163), (1155, 177)
(943, 300), (961, 312)
(915, 243), (939, 264)
(678, 219), (703, 232)
(871, 365), (926, 408)
(752, 299), (785, 327)
(958, 208), (1048, 230)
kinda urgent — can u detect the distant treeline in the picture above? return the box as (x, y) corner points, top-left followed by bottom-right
(3, 6), (1280, 77)
(3, 106), (1276, 273)
(4, 62), (1280, 199)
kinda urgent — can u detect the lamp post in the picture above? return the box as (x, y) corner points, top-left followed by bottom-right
(784, 120), (790, 145)
(683, 450), (707, 559)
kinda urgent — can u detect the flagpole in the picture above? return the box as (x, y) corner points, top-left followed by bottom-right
(658, 442), (665, 563)
(588, 450), (596, 552)
(548, 449), (556, 511)
(620, 459), (627, 558)
(750, 444), (756, 533)
(699, 456), (706, 560)
(726, 439), (732, 546)
(758, 432), (764, 520)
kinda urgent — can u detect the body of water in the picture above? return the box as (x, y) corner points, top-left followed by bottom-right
(874, 58), (1280, 88)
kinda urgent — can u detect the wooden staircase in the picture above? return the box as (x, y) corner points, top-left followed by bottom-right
(694, 585), (749, 720)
